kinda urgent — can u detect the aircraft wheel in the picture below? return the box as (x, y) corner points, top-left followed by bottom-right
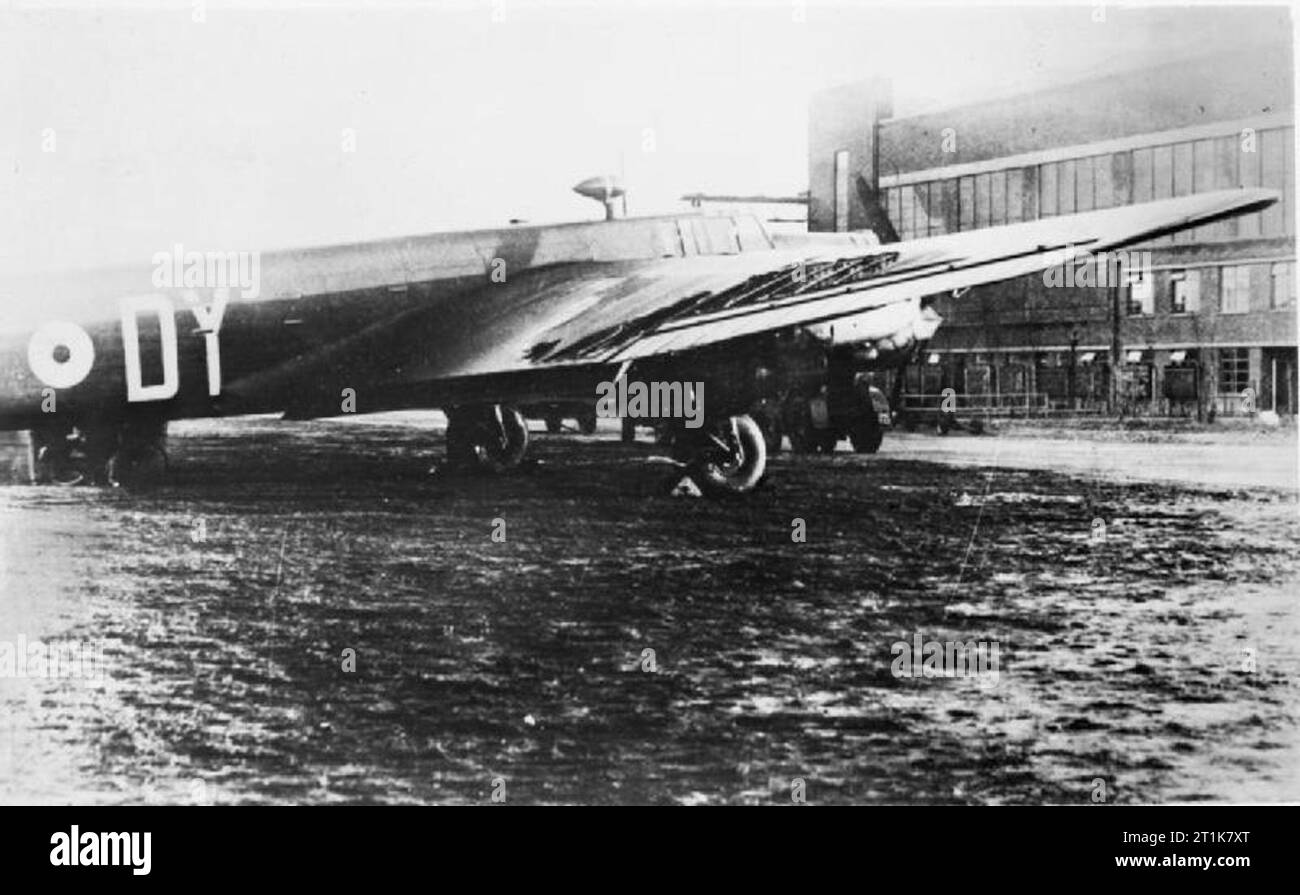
(32, 443), (85, 486)
(688, 414), (767, 496)
(446, 404), (529, 472)
(106, 441), (168, 489)
(31, 426), (88, 486)
(102, 419), (169, 488)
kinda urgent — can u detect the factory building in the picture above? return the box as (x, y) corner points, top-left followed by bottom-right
(808, 42), (1296, 417)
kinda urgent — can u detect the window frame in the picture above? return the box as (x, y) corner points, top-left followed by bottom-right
(1220, 265), (1253, 314)
(1170, 270), (1200, 315)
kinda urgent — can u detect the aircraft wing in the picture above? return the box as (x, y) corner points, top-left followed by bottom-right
(224, 188), (1277, 404)
(521, 188), (1279, 365)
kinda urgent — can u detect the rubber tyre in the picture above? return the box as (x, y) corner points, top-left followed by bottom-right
(691, 415), (768, 496)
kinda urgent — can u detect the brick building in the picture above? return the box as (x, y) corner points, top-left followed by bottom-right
(808, 43), (1296, 417)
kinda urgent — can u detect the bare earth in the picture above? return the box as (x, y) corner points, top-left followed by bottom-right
(0, 415), (1296, 804)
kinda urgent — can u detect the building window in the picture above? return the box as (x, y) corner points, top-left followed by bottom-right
(937, 179), (958, 235)
(1126, 267), (1154, 315)
(1172, 142), (1193, 196)
(1132, 147), (1154, 204)
(974, 173), (991, 228)
(1006, 168), (1027, 222)
(1076, 156), (1095, 212)
(1220, 265), (1253, 314)
(1093, 154), (1114, 210)
(990, 170), (1007, 225)
(1261, 128), (1286, 237)
(1058, 159), (1076, 215)
(958, 176), (975, 231)
(1039, 163), (1058, 218)
(913, 182), (931, 237)
(1153, 144), (1174, 199)
(1171, 270), (1200, 314)
(1271, 261), (1296, 308)
(1218, 348), (1250, 394)
(834, 150), (850, 232)
(885, 187), (902, 236)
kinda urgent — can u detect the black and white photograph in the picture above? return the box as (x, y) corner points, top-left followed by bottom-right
(0, 0), (1296, 836)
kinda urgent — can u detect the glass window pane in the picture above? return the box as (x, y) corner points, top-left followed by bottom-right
(930, 180), (951, 238)
(1172, 271), (1200, 314)
(834, 149), (850, 232)
(1261, 128), (1285, 236)
(1006, 169), (1026, 223)
(1076, 157), (1095, 212)
(913, 183), (930, 237)
(1271, 262), (1293, 308)
(1152, 145), (1174, 245)
(1058, 159), (1076, 215)
(1193, 139), (1217, 193)
(1286, 126), (1295, 237)
(1132, 148), (1154, 204)
(1021, 166), (1039, 220)
(1237, 129), (1262, 237)
(975, 173), (991, 228)
(1040, 163), (1058, 217)
(1203, 137), (1239, 240)
(940, 179), (960, 234)
(1173, 142), (1193, 196)
(1093, 154), (1114, 210)
(1153, 145), (1174, 199)
(1173, 142), (1194, 243)
(990, 170), (1007, 225)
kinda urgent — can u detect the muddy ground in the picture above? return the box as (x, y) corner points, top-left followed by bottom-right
(0, 416), (1296, 804)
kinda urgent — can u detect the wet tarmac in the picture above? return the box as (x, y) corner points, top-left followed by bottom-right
(1, 415), (1296, 804)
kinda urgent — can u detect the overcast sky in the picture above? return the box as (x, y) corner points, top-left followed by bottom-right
(0, 2), (1291, 272)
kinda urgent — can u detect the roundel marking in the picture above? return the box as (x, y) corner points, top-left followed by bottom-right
(27, 321), (95, 389)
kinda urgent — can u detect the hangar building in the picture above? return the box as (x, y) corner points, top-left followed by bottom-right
(808, 42), (1296, 417)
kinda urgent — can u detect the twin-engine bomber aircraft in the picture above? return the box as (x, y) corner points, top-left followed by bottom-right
(0, 187), (1278, 494)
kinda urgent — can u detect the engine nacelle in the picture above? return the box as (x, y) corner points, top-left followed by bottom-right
(803, 298), (942, 368)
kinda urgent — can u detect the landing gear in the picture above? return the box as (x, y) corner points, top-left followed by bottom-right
(31, 425), (90, 485)
(849, 412), (883, 454)
(445, 404), (530, 472)
(30, 418), (168, 488)
(671, 414), (767, 496)
(576, 409), (598, 435)
(106, 421), (169, 488)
